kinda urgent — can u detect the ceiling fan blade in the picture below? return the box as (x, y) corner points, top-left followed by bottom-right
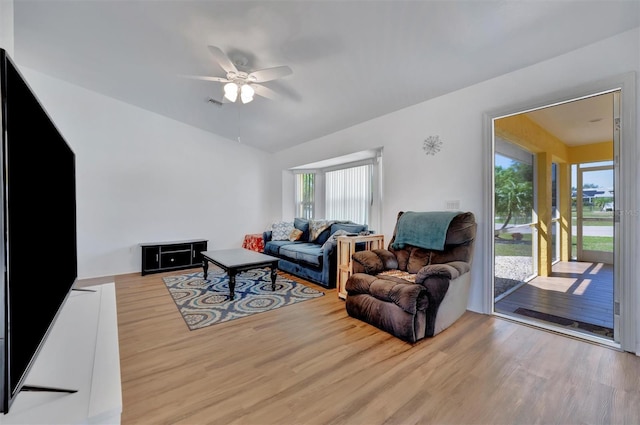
(251, 83), (282, 101)
(207, 95), (233, 106)
(180, 74), (230, 83)
(207, 45), (238, 74)
(248, 66), (293, 83)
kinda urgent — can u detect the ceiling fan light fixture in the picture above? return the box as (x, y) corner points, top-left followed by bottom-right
(240, 84), (255, 104)
(224, 82), (238, 102)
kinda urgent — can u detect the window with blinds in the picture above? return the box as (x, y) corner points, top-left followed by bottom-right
(295, 173), (315, 219)
(325, 163), (372, 225)
(290, 149), (381, 229)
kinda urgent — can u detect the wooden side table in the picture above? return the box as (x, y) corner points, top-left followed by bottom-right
(336, 234), (385, 299)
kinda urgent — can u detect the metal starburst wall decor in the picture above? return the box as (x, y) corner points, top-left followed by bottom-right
(423, 135), (443, 156)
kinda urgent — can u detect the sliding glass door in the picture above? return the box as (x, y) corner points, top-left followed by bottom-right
(494, 141), (537, 301)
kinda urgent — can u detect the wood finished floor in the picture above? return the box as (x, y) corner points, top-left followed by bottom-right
(496, 261), (614, 331)
(113, 267), (640, 425)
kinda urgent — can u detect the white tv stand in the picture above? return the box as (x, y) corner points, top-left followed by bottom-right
(0, 283), (122, 424)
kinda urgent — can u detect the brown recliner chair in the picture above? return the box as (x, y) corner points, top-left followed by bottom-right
(345, 211), (476, 343)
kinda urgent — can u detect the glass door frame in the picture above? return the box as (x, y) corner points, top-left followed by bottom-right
(551, 162), (561, 264)
(575, 163), (614, 264)
(493, 142), (538, 302)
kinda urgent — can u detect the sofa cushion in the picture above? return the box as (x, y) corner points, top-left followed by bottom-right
(279, 243), (323, 267)
(378, 270), (417, 283)
(330, 222), (367, 235)
(431, 243), (475, 264)
(346, 273), (428, 314)
(352, 250), (385, 274)
(264, 240), (294, 256)
(445, 212), (476, 245)
(416, 261), (469, 282)
(271, 221), (295, 240)
(407, 247), (432, 274)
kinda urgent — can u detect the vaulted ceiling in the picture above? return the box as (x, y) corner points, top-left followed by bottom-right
(11, 1), (640, 153)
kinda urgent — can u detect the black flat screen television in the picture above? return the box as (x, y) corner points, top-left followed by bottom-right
(0, 48), (78, 413)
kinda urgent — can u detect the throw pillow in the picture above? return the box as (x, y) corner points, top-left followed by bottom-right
(309, 219), (332, 242)
(289, 228), (303, 241)
(294, 217), (310, 241)
(321, 229), (350, 251)
(271, 221), (294, 241)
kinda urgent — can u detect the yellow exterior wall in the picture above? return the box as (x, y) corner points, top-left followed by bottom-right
(495, 114), (570, 162)
(495, 113), (613, 165)
(536, 152), (552, 276)
(569, 141), (613, 163)
(559, 163), (572, 261)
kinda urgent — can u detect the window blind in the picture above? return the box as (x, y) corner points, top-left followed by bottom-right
(325, 164), (372, 224)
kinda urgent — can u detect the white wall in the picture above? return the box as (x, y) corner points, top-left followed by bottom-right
(274, 28), (640, 318)
(0, 0), (14, 56)
(20, 68), (279, 279)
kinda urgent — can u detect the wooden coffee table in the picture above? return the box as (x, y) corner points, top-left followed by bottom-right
(201, 248), (279, 300)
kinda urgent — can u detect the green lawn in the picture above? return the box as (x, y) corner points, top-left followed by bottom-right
(572, 236), (614, 252)
(497, 211), (614, 226)
(572, 210), (614, 226)
(494, 233), (532, 256)
(494, 241), (532, 256)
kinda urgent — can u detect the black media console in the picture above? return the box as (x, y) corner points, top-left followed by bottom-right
(140, 239), (208, 275)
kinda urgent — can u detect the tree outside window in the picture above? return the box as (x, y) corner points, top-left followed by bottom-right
(494, 160), (533, 232)
(295, 173), (315, 219)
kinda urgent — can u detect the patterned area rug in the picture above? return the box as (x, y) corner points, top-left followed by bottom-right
(162, 267), (324, 330)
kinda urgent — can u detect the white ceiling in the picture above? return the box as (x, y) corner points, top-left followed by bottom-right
(11, 1), (640, 153)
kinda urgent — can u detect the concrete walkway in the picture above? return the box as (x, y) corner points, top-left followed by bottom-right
(495, 224), (613, 237)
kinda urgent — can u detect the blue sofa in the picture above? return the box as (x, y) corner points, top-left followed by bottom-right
(263, 218), (369, 288)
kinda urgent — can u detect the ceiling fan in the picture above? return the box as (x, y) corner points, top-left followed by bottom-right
(183, 45), (293, 104)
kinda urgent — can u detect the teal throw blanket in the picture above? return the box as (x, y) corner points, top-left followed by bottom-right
(391, 211), (461, 251)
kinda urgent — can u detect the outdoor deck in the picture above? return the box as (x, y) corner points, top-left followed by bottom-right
(495, 261), (614, 336)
